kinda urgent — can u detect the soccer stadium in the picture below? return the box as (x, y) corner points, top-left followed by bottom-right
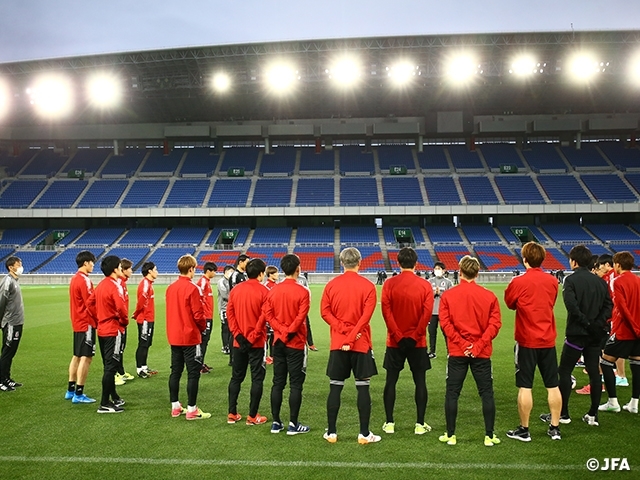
(1, 24), (640, 479)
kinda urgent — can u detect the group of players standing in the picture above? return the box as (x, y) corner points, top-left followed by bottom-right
(2, 239), (639, 446)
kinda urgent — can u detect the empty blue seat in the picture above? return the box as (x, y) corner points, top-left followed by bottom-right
(299, 149), (334, 172)
(0, 229), (43, 246)
(599, 142), (640, 170)
(494, 176), (545, 204)
(251, 227), (292, 245)
(340, 226), (379, 244)
(260, 148), (296, 175)
(426, 226), (462, 244)
(381, 177), (423, 205)
(121, 180), (169, 207)
(13, 250), (57, 273)
(537, 175), (590, 203)
(417, 146), (450, 171)
(77, 180), (128, 208)
(542, 224), (594, 243)
(296, 178), (334, 206)
(34, 180), (88, 208)
(581, 174), (637, 202)
(448, 145), (484, 170)
(296, 227), (334, 244)
(164, 180), (210, 207)
(377, 146), (414, 172)
(103, 247), (150, 269)
(119, 228), (166, 245)
(339, 147), (374, 174)
(340, 178), (378, 206)
(251, 178), (292, 207)
(66, 149), (111, 174)
(220, 148), (259, 174)
(462, 225), (501, 243)
(75, 228), (125, 246)
(145, 247), (195, 274)
(423, 177), (460, 205)
(0, 181), (47, 207)
(479, 144), (525, 170)
(37, 248), (105, 274)
(179, 148), (218, 176)
(458, 177), (499, 204)
(21, 150), (68, 176)
(522, 144), (566, 172)
(162, 227), (208, 245)
(101, 150), (145, 177)
(208, 179), (251, 207)
(140, 149), (183, 175)
(561, 145), (609, 169)
(587, 224), (640, 243)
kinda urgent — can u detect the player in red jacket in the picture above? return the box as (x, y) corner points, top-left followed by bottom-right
(166, 254), (209, 420)
(262, 254), (311, 435)
(95, 255), (129, 414)
(321, 247), (380, 445)
(439, 255), (502, 447)
(381, 247), (434, 436)
(114, 258), (134, 385)
(196, 261), (217, 374)
(504, 242), (562, 442)
(599, 251), (640, 414)
(66, 250), (98, 404)
(133, 261), (158, 378)
(263, 265), (279, 365)
(227, 258), (269, 426)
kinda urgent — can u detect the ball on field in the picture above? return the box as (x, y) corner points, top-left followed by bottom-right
(571, 375), (577, 389)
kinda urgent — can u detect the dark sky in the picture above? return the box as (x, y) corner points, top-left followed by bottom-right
(1, 1), (636, 62)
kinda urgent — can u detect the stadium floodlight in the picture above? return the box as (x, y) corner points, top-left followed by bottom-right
(212, 72), (231, 93)
(444, 54), (480, 85)
(27, 74), (74, 118)
(265, 63), (299, 93)
(567, 53), (600, 82)
(387, 62), (418, 86)
(628, 53), (640, 85)
(0, 78), (10, 121)
(87, 73), (121, 108)
(327, 57), (361, 87)
(509, 55), (538, 76)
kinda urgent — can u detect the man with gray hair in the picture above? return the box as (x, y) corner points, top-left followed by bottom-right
(321, 247), (380, 444)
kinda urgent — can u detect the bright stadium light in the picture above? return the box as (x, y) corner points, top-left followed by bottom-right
(0, 78), (10, 120)
(87, 73), (121, 108)
(567, 53), (600, 82)
(509, 55), (538, 76)
(265, 63), (299, 93)
(628, 54), (640, 85)
(212, 72), (231, 93)
(327, 57), (361, 87)
(387, 62), (418, 86)
(445, 54), (481, 85)
(27, 74), (74, 118)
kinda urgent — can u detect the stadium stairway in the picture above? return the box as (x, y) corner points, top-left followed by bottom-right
(620, 173), (640, 200)
(531, 174), (552, 203)
(173, 151), (189, 177)
(157, 178), (176, 208)
(289, 177), (298, 207)
(573, 172), (598, 203)
(244, 229), (255, 249)
(114, 180), (134, 207)
(246, 177), (258, 207)
(452, 176), (466, 205)
(376, 176), (384, 205)
(202, 179), (216, 206)
(333, 176), (340, 206)
(289, 229), (297, 254)
(488, 174), (506, 205)
(26, 178), (52, 208)
(333, 228), (340, 272)
(377, 228), (391, 271)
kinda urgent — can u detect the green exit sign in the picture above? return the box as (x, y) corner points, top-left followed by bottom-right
(227, 167), (245, 177)
(500, 164), (518, 174)
(390, 165), (407, 175)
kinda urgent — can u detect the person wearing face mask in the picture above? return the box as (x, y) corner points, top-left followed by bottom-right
(0, 256), (25, 392)
(427, 262), (453, 359)
(218, 265), (234, 357)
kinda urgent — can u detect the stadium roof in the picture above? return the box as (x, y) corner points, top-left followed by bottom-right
(1, 30), (640, 126)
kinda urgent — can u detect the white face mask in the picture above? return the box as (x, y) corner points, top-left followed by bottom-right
(434, 269), (443, 278)
(15, 266), (24, 276)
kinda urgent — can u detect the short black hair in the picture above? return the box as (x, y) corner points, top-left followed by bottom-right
(141, 261), (156, 276)
(203, 261), (217, 273)
(245, 258), (266, 279)
(234, 254), (250, 268)
(5, 256), (21, 271)
(223, 265), (235, 274)
(598, 254), (613, 268)
(434, 262), (445, 270)
(569, 245), (593, 268)
(397, 247), (417, 269)
(75, 251), (96, 268)
(280, 254), (300, 276)
(588, 254), (599, 271)
(100, 255), (121, 277)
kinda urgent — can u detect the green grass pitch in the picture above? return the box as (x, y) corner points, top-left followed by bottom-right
(1, 282), (637, 479)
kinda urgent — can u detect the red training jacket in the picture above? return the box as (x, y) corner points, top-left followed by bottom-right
(165, 276), (206, 347)
(321, 271), (376, 353)
(95, 276), (129, 337)
(262, 278), (310, 350)
(381, 271), (434, 348)
(227, 279), (268, 348)
(69, 271), (97, 332)
(265, 279), (277, 290)
(439, 279), (502, 358)
(133, 277), (155, 323)
(611, 271), (640, 340)
(504, 267), (558, 349)
(196, 275), (214, 319)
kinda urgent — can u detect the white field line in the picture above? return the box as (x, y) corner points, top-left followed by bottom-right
(0, 456), (583, 470)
